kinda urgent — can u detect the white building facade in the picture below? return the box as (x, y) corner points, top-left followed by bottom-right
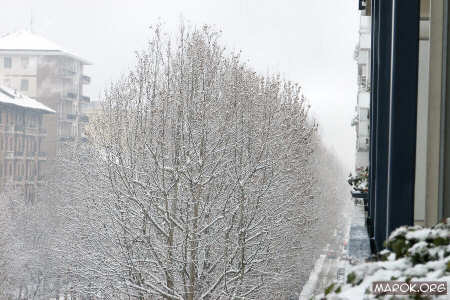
(352, 15), (371, 171)
(0, 30), (91, 161)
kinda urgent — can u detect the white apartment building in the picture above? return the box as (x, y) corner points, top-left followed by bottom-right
(352, 15), (371, 171)
(0, 30), (91, 161)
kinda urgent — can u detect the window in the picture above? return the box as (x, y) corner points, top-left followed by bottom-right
(4, 57), (11, 68)
(21, 56), (29, 69)
(20, 79), (29, 91)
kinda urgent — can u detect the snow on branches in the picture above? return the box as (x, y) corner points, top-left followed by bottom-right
(1, 23), (349, 300)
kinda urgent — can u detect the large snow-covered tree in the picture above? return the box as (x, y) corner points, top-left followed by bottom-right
(50, 24), (320, 299)
(0, 23), (349, 300)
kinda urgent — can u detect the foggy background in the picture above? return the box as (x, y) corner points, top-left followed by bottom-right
(0, 0), (358, 171)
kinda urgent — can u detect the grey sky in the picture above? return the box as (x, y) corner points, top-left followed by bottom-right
(0, 0), (359, 171)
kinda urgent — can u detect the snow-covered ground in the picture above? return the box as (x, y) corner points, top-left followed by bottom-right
(299, 200), (370, 299)
(347, 202), (371, 261)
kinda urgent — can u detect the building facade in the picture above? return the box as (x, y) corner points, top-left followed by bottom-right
(352, 13), (371, 171)
(0, 30), (91, 160)
(0, 86), (54, 201)
(360, 0), (450, 252)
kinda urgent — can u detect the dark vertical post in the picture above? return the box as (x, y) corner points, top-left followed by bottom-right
(442, 0), (450, 220)
(373, 0), (392, 251)
(368, 0), (379, 244)
(387, 0), (420, 234)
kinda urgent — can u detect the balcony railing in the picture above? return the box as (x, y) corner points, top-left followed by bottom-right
(67, 113), (76, 120)
(351, 115), (359, 127)
(359, 0), (367, 10)
(79, 115), (89, 122)
(65, 92), (77, 100)
(60, 68), (76, 76)
(25, 127), (39, 135)
(14, 151), (24, 157)
(82, 75), (91, 84)
(358, 75), (370, 91)
(38, 152), (47, 159)
(60, 136), (75, 142)
(80, 95), (90, 103)
(15, 125), (24, 132)
(4, 125), (14, 133)
(4, 151), (14, 159)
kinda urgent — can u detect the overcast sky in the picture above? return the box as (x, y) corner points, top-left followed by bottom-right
(0, 0), (359, 171)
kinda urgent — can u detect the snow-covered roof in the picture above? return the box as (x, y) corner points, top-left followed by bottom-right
(0, 30), (91, 65)
(0, 86), (55, 113)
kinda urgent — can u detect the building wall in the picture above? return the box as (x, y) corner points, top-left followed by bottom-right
(0, 104), (48, 201)
(355, 151), (369, 171)
(414, 37), (430, 225)
(0, 55), (38, 97)
(422, 0), (445, 226)
(0, 54), (90, 161)
(353, 15), (371, 172)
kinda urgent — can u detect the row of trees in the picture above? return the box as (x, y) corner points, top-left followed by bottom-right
(0, 24), (349, 299)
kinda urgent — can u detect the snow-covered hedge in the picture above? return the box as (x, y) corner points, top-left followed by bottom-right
(318, 219), (450, 299)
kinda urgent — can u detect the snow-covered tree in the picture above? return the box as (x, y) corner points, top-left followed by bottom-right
(48, 24), (321, 299)
(1, 23), (350, 300)
(0, 187), (61, 299)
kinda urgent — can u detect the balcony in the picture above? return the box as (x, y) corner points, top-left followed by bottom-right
(67, 113), (77, 120)
(27, 151), (36, 158)
(25, 127), (39, 135)
(82, 75), (91, 84)
(79, 115), (89, 122)
(359, 0), (367, 11)
(14, 151), (24, 157)
(80, 95), (90, 103)
(358, 75), (370, 92)
(351, 115), (359, 127)
(26, 176), (36, 183)
(14, 176), (23, 182)
(4, 125), (14, 133)
(38, 152), (47, 160)
(60, 136), (75, 142)
(357, 137), (370, 152)
(65, 92), (77, 101)
(15, 125), (24, 132)
(4, 151), (14, 159)
(60, 68), (76, 77)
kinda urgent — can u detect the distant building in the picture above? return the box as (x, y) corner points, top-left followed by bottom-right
(352, 13), (371, 171)
(0, 30), (91, 160)
(0, 86), (54, 201)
